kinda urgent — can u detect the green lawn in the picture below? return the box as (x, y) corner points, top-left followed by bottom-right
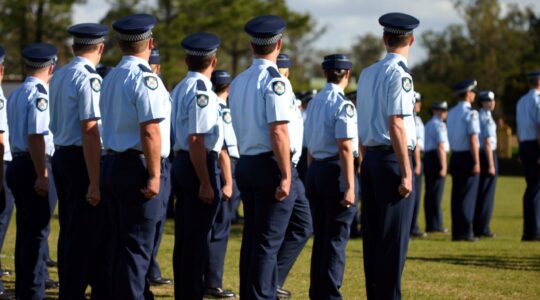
(1, 176), (539, 299)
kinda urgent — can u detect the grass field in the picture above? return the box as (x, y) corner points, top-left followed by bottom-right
(1, 176), (539, 299)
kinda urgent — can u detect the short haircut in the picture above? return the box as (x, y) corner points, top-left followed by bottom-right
(251, 42), (278, 55)
(186, 54), (215, 72)
(118, 39), (150, 55)
(529, 77), (540, 87)
(457, 91), (469, 99)
(383, 32), (412, 48)
(214, 83), (230, 95)
(325, 69), (348, 84)
(72, 43), (100, 56)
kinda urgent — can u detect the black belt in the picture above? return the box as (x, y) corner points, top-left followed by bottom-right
(106, 149), (143, 156)
(366, 145), (414, 153)
(314, 155), (339, 162)
(55, 145), (82, 151)
(176, 149), (219, 160)
(12, 152), (30, 158)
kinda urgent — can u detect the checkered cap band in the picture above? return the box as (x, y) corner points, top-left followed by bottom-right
(185, 48), (217, 56)
(24, 58), (56, 68)
(73, 36), (105, 45)
(383, 27), (413, 35)
(250, 33), (282, 45)
(117, 30), (152, 42)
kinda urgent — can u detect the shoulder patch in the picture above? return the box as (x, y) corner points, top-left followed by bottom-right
(196, 94), (209, 108)
(267, 66), (281, 78)
(36, 84), (47, 95)
(90, 78), (101, 92)
(402, 77), (412, 92)
(36, 98), (48, 112)
(0, 99), (4, 110)
(138, 64), (152, 73)
(196, 79), (207, 92)
(222, 110), (232, 124)
(84, 65), (98, 74)
(144, 76), (159, 90)
(344, 103), (355, 118)
(398, 61), (412, 75)
(272, 80), (286, 96)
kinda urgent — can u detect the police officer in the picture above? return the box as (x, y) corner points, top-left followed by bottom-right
(146, 47), (173, 286)
(0, 46), (13, 297)
(423, 101), (449, 233)
(171, 32), (227, 300)
(229, 15), (296, 300)
(474, 91), (497, 238)
(357, 13), (419, 300)
(516, 70), (540, 241)
(49, 23), (109, 299)
(100, 14), (171, 299)
(275, 53), (313, 299)
(411, 92), (427, 238)
(6, 43), (56, 300)
(447, 79), (481, 242)
(204, 69), (237, 299)
(305, 54), (357, 299)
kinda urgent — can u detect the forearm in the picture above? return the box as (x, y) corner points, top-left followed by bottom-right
(437, 143), (447, 170)
(389, 116), (411, 178)
(219, 148), (232, 186)
(338, 139), (355, 190)
(140, 122), (162, 179)
(28, 134), (47, 178)
(82, 123), (101, 186)
(470, 134), (480, 165)
(414, 144), (421, 167)
(188, 135), (211, 186)
(485, 140), (494, 169)
(270, 123), (291, 181)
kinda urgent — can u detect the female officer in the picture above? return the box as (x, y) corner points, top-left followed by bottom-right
(304, 54), (357, 299)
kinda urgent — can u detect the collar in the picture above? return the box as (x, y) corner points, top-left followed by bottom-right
(217, 97), (227, 106)
(433, 115), (443, 122)
(187, 71), (213, 89)
(480, 108), (492, 115)
(120, 55), (152, 69)
(325, 82), (345, 95)
(26, 76), (48, 91)
(252, 58), (279, 69)
(73, 56), (95, 68)
(460, 101), (471, 108)
(384, 52), (408, 65)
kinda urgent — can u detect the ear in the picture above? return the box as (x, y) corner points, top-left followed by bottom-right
(211, 56), (218, 68)
(148, 38), (154, 50)
(48, 65), (55, 76)
(409, 35), (415, 46)
(276, 39), (282, 52)
(98, 43), (105, 55)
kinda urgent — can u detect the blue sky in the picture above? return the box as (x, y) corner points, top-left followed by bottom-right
(73, 0), (538, 65)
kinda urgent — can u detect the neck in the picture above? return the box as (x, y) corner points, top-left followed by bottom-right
(79, 52), (100, 67)
(255, 52), (279, 64)
(534, 86), (540, 92)
(130, 50), (151, 62)
(198, 67), (213, 80)
(29, 72), (49, 84)
(387, 46), (409, 59)
(217, 92), (229, 101)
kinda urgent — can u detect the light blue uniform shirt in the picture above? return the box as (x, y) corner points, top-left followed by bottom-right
(424, 115), (449, 152)
(229, 58), (293, 155)
(415, 115), (425, 151)
(50, 56), (101, 146)
(0, 87), (11, 161)
(305, 83), (357, 160)
(356, 53), (417, 149)
(447, 101), (480, 151)
(171, 71), (223, 154)
(290, 99), (304, 164)
(7, 76), (52, 153)
(516, 89), (540, 142)
(479, 108), (497, 150)
(100, 56), (171, 158)
(218, 98), (239, 159)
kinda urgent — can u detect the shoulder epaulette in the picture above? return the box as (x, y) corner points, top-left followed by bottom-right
(196, 79), (207, 92)
(398, 61), (412, 75)
(267, 66), (281, 78)
(36, 84), (47, 95)
(84, 65), (98, 74)
(138, 64), (152, 73)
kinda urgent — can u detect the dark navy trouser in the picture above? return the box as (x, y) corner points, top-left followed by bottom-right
(147, 158), (172, 281)
(449, 151), (479, 240)
(411, 158), (423, 234)
(52, 146), (109, 299)
(307, 159), (356, 300)
(277, 166), (312, 288)
(205, 158), (240, 289)
(0, 163), (14, 292)
(519, 141), (540, 239)
(7, 154), (53, 300)
(103, 151), (161, 300)
(423, 150), (446, 232)
(474, 150), (498, 236)
(361, 150), (415, 300)
(172, 151), (221, 299)
(236, 153), (295, 300)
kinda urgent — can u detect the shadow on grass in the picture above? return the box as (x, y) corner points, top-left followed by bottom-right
(409, 255), (540, 271)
